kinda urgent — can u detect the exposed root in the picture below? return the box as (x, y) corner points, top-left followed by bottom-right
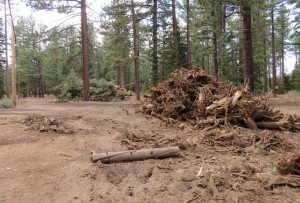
(139, 68), (300, 131)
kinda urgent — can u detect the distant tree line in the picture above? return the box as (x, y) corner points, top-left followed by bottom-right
(1, 0), (300, 101)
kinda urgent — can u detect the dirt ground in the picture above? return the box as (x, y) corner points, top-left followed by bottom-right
(0, 94), (299, 203)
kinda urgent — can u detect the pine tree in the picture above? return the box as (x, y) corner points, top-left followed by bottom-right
(0, 17), (5, 98)
(27, 0), (90, 100)
(240, 1), (254, 91)
(276, 4), (290, 94)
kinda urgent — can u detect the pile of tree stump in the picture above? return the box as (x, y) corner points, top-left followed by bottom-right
(277, 150), (300, 175)
(22, 115), (74, 134)
(139, 68), (300, 131)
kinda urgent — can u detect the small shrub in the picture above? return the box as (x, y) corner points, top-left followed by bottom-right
(58, 70), (83, 100)
(89, 78), (115, 95)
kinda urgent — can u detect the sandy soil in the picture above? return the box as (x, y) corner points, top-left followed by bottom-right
(0, 95), (299, 203)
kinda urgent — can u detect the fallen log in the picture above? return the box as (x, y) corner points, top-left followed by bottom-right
(91, 146), (180, 163)
(256, 121), (291, 130)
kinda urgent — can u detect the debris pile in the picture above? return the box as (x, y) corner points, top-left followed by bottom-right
(139, 69), (300, 131)
(22, 115), (74, 134)
(90, 79), (125, 102)
(277, 150), (300, 175)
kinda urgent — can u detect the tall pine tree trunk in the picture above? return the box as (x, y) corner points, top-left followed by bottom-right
(123, 64), (128, 86)
(263, 37), (268, 93)
(186, 0), (192, 69)
(116, 65), (121, 87)
(11, 27), (17, 105)
(172, 0), (179, 70)
(131, 0), (140, 100)
(271, 6), (277, 97)
(38, 60), (44, 98)
(222, 2), (226, 33)
(241, 4), (254, 91)
(213, 32), (219, 80)
(281, 36), (285, 94)
(152, 0), (158, 85)
(81, 0), (90, 101)
(4, 0), (9, 98)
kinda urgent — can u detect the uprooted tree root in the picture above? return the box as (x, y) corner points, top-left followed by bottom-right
(277, 150), (300, 175)
(138, 68), (300, 131)
(22, 115), (74, 134)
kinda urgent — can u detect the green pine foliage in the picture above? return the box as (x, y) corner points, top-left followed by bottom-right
(11, 0), (299, 98)
(58, 70), (83, 99)
(291, 65), (300, 91)
(0, 98), (14, 109)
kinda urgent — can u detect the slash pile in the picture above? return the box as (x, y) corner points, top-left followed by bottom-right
(22, 115), (74, 134)
(139, 68), (300, 131)
(277, 150), (300, 175)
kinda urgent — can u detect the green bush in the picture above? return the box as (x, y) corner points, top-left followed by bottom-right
(58, 70), (83, 99)
(56, 72), (124, 101)
(0, 98), (14, 109)
(89, 78), (115, 96)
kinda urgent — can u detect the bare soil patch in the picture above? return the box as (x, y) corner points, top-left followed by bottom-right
(0, 94), (299, 203)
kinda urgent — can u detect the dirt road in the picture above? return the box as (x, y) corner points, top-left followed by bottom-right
(0, 95), (299, 203)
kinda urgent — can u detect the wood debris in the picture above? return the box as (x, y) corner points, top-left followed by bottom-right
(139, 68), (300, 131)
(277, 150), (300, 175)
(22, 115), (74, 134)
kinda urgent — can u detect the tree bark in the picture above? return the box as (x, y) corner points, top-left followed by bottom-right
(123, 64), (128, 86)
(239, 12), (244, 84)
(11, 27), (17, 106)
(186, 0), (192, 69)
(91, 146), (180, 163)
(116, 65), (121, 87)
(213, 31), (219, 80)
(131, 0), (141, 100)
(38, 60), (44, 97)
(281, 35), (285, 94)
(263, 37), (268, 93)
(241, 4), (254, 91)
(81, 0), (90, 101)
(172, 0), (179, 70)
(271, 6), (277, 97)
(4, 0), (10, 98)
(222, 2), (226, 33)
(152, 0), (158, 85)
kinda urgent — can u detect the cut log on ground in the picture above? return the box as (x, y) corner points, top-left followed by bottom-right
(256, 121), (300, 131)
(91, 146), (180, 163)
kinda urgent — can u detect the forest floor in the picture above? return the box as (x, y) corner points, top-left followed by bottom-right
(0, 94), (299, 203)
